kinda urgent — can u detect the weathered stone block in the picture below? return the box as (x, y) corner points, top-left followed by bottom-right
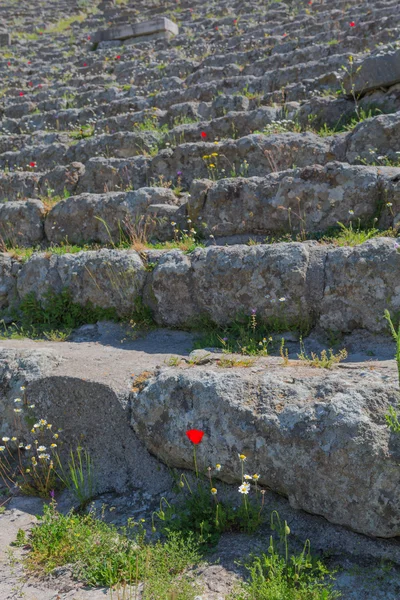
(131, 367), (400, 538)
(92, 17), (178, 44)
(0, 200), (45, 247)
(16, 250), (147, 317)
(344, 48), (400, 95)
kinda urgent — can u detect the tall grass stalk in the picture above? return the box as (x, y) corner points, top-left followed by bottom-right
(384, 310), (400, 385)
(55, 446), (95, 508)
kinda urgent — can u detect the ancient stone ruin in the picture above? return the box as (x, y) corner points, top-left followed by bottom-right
(0, 0), (400, 597)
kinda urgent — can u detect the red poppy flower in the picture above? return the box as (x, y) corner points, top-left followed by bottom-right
(28, 81), (33, 87)
(87, 35), (91, 40)
(349, 21), (356, 27)
(29, 161), (36, 168)
(19, 92), (24, 96)
(83, 62), (87, 67)
(7, 61), (11, 66)
(186, 429), (204, 444)
(215, 26), (219, 31)
(200, 131), (207, 139)
(233, 19), (237, 24)
(27, 60), (31, 64)
(116, 55), (121, 59)
(38, 84), (42, 88)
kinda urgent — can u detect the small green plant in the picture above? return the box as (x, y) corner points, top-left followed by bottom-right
(386, 404), (400, 433)
(280, 338), (290, 366)
(193, 307), (304, 356)
(217, 356), (256, 368)
(70, 124), (95, 140)
(334, 219), (380, 247)
(340, 55), (363, 119)
(14, 528), (28, 547)
(298, 340), (347, 369)
(55, 447), (95, 508)
(165, 355), (182, 367)
(384, 310), (400, 385)
(233, 532), (339, 599)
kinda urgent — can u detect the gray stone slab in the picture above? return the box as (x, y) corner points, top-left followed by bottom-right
(344, 48), (400, 95)
(93, 17), (178, 44)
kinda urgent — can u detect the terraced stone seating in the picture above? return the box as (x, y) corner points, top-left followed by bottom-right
(0, 0), (400, 560)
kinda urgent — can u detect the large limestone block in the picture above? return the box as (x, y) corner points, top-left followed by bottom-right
(45, 188), (181, 244)
(187, 163), (400, 237)
(146, 243), (325, 328)
(346, 112), (400, 164)
(92, 17), (178, 44)
(0, 200), (45, 247)
(343, 48), (400, 95)
(131, 367), (400, 538)
(16, 250), (147, 316)
(320, 238), (400, 333)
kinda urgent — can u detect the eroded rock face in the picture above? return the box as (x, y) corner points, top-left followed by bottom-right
(131, 367), (400, 538)
(346, 111), (400, 164)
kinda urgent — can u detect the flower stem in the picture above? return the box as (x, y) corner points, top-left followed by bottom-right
(193, 445), (198, 478)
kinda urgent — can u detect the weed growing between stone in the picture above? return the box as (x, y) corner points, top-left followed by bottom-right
(55, 446), (95, 509)
(232, 538), (339, 600)
(384, 310), (400, 385)
(384, 309), (400, 432)
(26, 501), (201, 597)
(0, 288), (119, 341)
(0, 391), (62, 498)
(297, 340), (348, 369)
(333, 219), (380, 247)
(153, 437), (265, 549)
(193, 308), (309, 356)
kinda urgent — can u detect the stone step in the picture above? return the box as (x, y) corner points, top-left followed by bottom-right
(0, 238), (399, 337)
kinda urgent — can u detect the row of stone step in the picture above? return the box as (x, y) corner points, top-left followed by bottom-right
(1, 162), (399, 247)
(1, 109), (400, 193)
(0, 237), (398, 336)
